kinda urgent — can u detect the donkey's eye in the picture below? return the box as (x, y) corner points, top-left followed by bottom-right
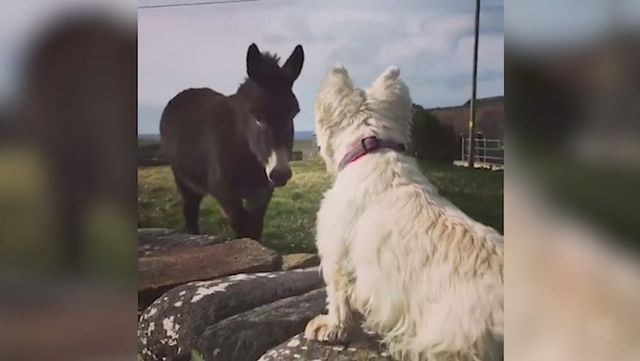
(255, 118), (264, 126)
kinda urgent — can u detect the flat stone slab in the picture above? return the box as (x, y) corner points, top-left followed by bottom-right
(138, 268), (324, 361)
(138, 228), (224, 257)
(282, 253), (320, 271)
(194, 288), (327, 361)
(138, 238), (281, 309)
(259, 330), (394, 361)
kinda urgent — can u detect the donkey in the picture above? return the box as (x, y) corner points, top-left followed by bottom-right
(160, 43), (304, 240)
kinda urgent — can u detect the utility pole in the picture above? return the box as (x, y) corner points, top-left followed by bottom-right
(468, 0), (481, 168)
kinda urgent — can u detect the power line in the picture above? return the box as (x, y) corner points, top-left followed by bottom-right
(138, 0), (261, 10)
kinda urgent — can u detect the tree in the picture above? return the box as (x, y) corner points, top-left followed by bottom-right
(409, 104), (457, 163)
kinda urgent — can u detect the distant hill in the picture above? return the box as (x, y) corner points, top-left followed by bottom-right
(427, 96), (504, 139)
(139, 134), (160, 141)
(138, 133), (161, 146)
(138, 130), (316, 167)
(295, 130), (314, 140)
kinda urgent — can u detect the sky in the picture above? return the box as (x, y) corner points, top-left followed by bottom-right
(138, 0), (505, 133)
(1, 0), (637, 133)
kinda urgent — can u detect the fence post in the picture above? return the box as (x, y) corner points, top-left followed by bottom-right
(483, 137), (487, 163)
(467, 0), (481, 168)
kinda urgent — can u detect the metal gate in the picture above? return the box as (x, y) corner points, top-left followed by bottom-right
(459, 136), (504, 167)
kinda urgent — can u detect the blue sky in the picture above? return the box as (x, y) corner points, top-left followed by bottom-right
(138, 0), (505, 133)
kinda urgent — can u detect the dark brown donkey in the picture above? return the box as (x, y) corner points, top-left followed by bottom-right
(160, 43), (304, 240)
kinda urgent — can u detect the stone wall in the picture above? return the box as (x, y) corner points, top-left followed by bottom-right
(139, 228), (386, 361)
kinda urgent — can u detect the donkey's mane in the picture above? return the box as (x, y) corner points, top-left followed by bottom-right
(236, 51), (282, 95)
(259, 51), (281, 69)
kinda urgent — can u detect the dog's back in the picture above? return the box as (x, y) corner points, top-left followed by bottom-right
(332, 150), (503, 361)
(312, 65), (503, 361)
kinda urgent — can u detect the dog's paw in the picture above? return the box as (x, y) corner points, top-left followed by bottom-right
(304, 314), (351, 343)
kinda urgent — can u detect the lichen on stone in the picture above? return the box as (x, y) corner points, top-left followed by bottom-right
(190, 282), (231, 303)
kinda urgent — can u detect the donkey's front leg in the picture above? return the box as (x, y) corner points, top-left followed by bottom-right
(244, 186), (274, 241)
(216, 194), (248, 238)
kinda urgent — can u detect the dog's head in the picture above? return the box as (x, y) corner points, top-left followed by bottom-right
(314, 65), (412, 172)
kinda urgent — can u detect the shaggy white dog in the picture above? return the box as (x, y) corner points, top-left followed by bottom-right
(304, 65), (504, 361)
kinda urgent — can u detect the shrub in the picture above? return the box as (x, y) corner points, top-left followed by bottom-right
(409, 104), (457, 163)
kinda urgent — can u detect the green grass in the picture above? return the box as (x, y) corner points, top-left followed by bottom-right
(138, 158), (503, 254)
(417, 161), (503, 233)
(293, 139), (316, 152)
(0, 146), (136, 282)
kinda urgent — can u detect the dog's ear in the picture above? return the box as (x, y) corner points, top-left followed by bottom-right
(315, 65), (365, 126)
(368, 65), (410, 104)
(314, 65), (361, 173)
(366, 65), (412, 136)
(323, 65), (354, 92)
(371, 65), (401, 90)
(317, 65), (361, 110)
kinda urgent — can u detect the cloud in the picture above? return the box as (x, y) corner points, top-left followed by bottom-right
(138, 0), (504, 132)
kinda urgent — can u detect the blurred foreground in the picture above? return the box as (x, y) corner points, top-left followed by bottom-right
(507, 0), (640, 360)
(0, 1), (136, 360)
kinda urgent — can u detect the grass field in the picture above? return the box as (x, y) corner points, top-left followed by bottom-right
(292, 139), (315, 152)
(138, 156), (503, 254)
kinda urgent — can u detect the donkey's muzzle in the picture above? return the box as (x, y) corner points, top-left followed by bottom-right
(269, 167), (292, 187)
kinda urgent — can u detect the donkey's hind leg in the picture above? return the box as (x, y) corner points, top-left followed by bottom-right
(173, 171), (204, 234)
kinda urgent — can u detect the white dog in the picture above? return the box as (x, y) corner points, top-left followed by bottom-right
(304, 65), (504, 361)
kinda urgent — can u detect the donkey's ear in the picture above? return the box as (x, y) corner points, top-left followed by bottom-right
(282, 45), (304, 82)
(247, 43), (263, 81)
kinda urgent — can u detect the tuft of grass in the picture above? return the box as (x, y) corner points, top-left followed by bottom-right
(138, 158), (503, 254)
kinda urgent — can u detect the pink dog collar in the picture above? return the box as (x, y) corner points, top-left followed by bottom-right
(337, 136), (406, 171)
